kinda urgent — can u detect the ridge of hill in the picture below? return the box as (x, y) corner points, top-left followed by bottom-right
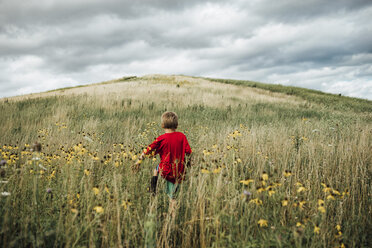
(2, 74), (371, 114)
(205, 77), (372, 113)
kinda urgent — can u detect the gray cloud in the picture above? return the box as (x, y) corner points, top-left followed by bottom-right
(250, 0), (372, 22)
(1, 0), (372, 100)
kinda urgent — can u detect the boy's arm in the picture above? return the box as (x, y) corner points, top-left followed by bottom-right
(134, 152), (145, 164)
(132, 138), (159, 172)
(185, 136), (192, 167)
(185, 153), (192, 167)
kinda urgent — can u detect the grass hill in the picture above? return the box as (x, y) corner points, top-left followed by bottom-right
(0, 75), (371, 247)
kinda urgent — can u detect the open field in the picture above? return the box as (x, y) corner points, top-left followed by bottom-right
(0, 75), (371, 247)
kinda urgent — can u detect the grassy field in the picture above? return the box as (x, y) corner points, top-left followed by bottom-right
(0, 75), (371, 247)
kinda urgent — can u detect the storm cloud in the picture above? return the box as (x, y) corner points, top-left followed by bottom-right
(1, 0), (372, 99)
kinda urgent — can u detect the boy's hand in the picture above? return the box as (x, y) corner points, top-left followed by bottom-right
(131, 159), (142, 173)
(131, 152), (146, 173)
(186, 154), (192, 167)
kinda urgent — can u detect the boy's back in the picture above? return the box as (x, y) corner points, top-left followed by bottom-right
(145, 131), (191, 183)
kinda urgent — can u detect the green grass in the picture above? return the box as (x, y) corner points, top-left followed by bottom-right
(0, 75), (371, 247)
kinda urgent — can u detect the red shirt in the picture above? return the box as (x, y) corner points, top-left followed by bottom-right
(144, 132), (192, 183)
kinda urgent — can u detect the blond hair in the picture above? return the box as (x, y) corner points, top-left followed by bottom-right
(161, 111), (178, 129)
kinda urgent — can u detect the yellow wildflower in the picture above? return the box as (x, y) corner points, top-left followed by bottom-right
(297, 186), (306, 193)
(257, 219), (268, 227)
(318, 199), (324, 205)
(318, 206), (326, 213)
(84, 169), (90, 176)
(203, 150), (211, 156)
(257, 187), (265, 193)
(93, 187), (100, 195)
(336, 225), (341, 231)
(121, 200), (132, 210)
(201, 169), (210, 174)
(282, 198), (289, 206)
(332, 189), (341, 195)
(314, 225), (320, 234)
(71, 208), (78, 214)
(48, 170), (56, 179)
(283, 170), (292, 177)
(322, 185), (332, 193)
(213, 168), (222, 174)
(265, 185), (272, 191)
(249, 198), (263, 205)
(327, 194), (335, 200)
(93, 206), (104, 214)
(296, 222), (304, 227)
(240, 179), (254, 185)
(262, 172), (269, 181)
(274, 182), (282, 187)
(298, 201), (306, 210)
(268, 190), (275, 197)
(341, 190), (349, 198)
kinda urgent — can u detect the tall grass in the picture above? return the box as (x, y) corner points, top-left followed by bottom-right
(0, 75), (371, 247)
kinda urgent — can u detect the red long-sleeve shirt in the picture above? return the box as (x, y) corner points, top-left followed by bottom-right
(144, 132), (192, 183)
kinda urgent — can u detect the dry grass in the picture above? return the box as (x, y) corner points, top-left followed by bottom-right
(2, 75), (303, 107)
(0, 75), (371, 247)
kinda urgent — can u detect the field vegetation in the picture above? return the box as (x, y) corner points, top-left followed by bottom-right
(0, 75), (371, 247)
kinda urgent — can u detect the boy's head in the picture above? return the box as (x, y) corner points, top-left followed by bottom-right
(161, 111), (178, 129)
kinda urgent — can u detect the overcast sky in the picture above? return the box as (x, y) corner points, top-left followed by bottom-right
(1, 0), (372, 100)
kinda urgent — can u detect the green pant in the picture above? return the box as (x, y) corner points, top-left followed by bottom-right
(166, 181), (179, 199)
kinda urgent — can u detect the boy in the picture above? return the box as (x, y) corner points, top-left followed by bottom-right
(134, 111), (192, 199)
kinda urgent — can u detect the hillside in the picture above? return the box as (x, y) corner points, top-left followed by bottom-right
(0, 75), (371, 247)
